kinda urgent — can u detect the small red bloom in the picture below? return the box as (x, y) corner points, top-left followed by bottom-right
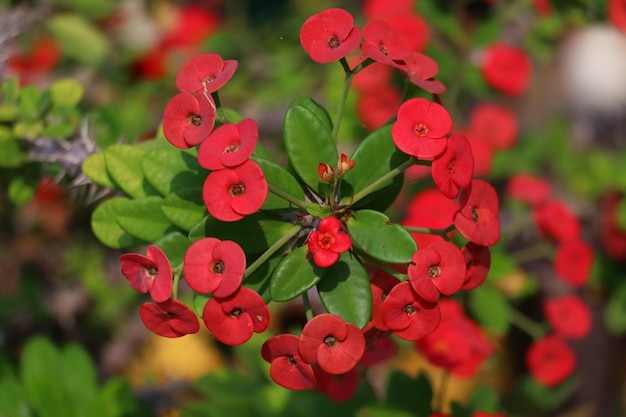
(392, 97), (452, 159)
(396, 52), (445, 94)
(381, 282), (441, 341)
(203, 286), (270, 345)
(609, 0), (626, 32)
(544, 294), (592, 340)
(307, 217), (352, 268)
(175, 53), (238, 94)
(7, 35), (61, 84)
(184, 238), (245, 298)
(481, 43), (531, 96)
(408, 241), (466, 303)
(139, 299), (200, 338)
(533, 200), (581, 243)
(431, 134), (474, 199)
(507, 173), (552, 207)
(298, 313), (366, 375)
(160, 5), (220, 48)
(461, 242), (491, 291)
(468, 103), (518, 150)
(163, 92), (216, 149)
(337, 153), (356, 176)
(318, 162), (335, 182)
(314, 366), (360, 402)
(454, 179), (500, 247)
(202, 159), (268, 222)
(198, 119), (258, 170)
(261, 334), (316, 390)
(356, 88), (402, 130)
(360, 20), (412, 66)
(526, 335), (576, 387)
(554, 240), (594, 287)
(300, 8), (362, 64)
(120, 245), (172, 302)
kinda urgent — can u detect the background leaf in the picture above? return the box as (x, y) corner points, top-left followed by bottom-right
(270, 246), (326, 302)
(104, 145), (159, 198)
(46, 13), (110, 65)
(468, 286), (511, 333)
(114, 196), (179, 242)
(91, 197), (146, 249)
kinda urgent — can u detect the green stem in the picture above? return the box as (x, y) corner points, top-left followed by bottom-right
(172, 269), (182, 300)
(302, 291), (314, 321)
(243, 223), (303, 279)
(434, 370), (450, 413)
(509, 308), (547, 341)
(331, 61), (355, 143)
(402, 224), (456, 236)
(508, 242), (555, 264)
(350, 158), (416, 206)
(268, 184), (308, 211)
(210, 91), (228, 124)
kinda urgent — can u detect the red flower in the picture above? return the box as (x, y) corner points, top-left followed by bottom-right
(299, 314), (366, 375)
(363, 0), (415, 19)
(175, 53), (238, 94)
(392, 97), (452, 159)
(299, 8), (362, 64)
(385, 13), (430, 53)
(381, 282), (441, 341)
(370, 269), (401, 331)
(139, 299), (200, 338)
(473, 413), (507, 417)
(120, 245), (172, 303)
(183, 238), (245, 298)
(307, 217), (352, 268)
(453, 179), (500, 247)
(465, 133), (495, 177)
(600, 192), (626, 261)
(314, 366), (360, 402)
(533, 199), (581, 243)
(352, 62), (394, 93)
(526, 335), (576, 387)
(408, 241), (466, 303)
(356, 88), (402, 130)
(202, 160), (268, 222)
(160, 5), (221, 48)
(318, 163), (335, 182)
(360, 325), (398, 367)
(543, 295), (592, 340)
(507, 173), (552, 207)
(261, 334), (316, 390)
(609, 0), (626, 32)
(431, 134), (474, 199)
(415, 299), (493, 377)
(163, 92), (216, 149)
(360, 20), (412, 66)
(202, 286), (270, 345)
(7, 35), (61, 84)
(337, 153), (356, 176)
(481, 44), (531, 96)
(198, 119), (258, 170)
(461, 242), (491, 291)
(401, 188), (458, 249)
(553, 240), (594, 287)
(468, 103), (518, 150)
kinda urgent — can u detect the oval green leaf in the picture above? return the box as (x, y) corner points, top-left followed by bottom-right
(82, 152), (118, 189)
(91, 197), (146, 249)
(253, 156), (306, 211)
(104, 145), (159, 198)
(47, 13), (110, 65)
(270, 246), (326, 302)
(114, 196), (179, 242)
(50, 78), (83, 108)
(141, 147), (204, 197)
(161, 188), (206, 232)
(347, 209), (417, 264)
(468, 286), (511, 333)
(154, 231), (191, 267)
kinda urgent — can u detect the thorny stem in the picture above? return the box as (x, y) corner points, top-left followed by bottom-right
(243, 223), (303, 279)
(268, 184), (308, 211)
(350, 158), (416, 206)
(302, 291), (314, 321)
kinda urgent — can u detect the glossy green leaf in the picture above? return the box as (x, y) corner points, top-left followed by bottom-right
(270, 246), (326, 302)
(115, 196), (179, 242)
(283, 97), (337, 195)
(82, 152), (118, 189)
(91, 197), (146, 249)
(317, 252), (371, 328)
(253, 156), (305, 210)
(348, 209), (416, 264)
(340, 125), (409, 209)
(47, 13), (110, 65)
(468, 384), (500, 414)
(104, 145), (159, 198)
(193, 292), (212, 317)
(141, 146), (204, 197)
(468, 286), (511, 333)
(161, 188), (206, 232)
(154, 231), (191, 266)
(189, 213), (296, 256)
(306, 203), (332, 218)
(60, 344), (98, 416)
(0, 369), (31, 417)
(19, 85), (46, 120)
(385, 371), (433, 417)
(50, 78), (83, 108)
(244, 253), (283, 304)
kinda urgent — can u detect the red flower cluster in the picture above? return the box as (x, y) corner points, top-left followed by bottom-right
(307, 216), (352, 268)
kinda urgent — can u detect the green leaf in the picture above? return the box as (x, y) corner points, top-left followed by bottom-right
(0, 127), (24, 167)
(91, 197), (147, 249)
(115, 196), (179, 242)
(82, 152), (118, 189)
(19, 85), (47, 120)
(141, 146), (204, 197)
(189, 213), (295, 256)
(0, 368), (32, 417)
(47, 13), (111, 65)
(245, 253), (283, 304)
(317, 252), (371, 328)
(270, 246), (326, 302)
(306, 203), (332, 218)
(193, 292), (212, 317)
(253, 156), (306, 210)
(468, 384), (500, 414)
(283, 97), (337, 195)
(340, 125), (409, 210)
(348, 209), (416, 264)
(13, 120), (44, 139)
(385, 371), (433, 417)
(104, 145), (160, 198)
(604, 281), (626, 334)
(468, 286), (511, 333)
(60, 344), (98, 417)
(8, 177), (36, 205)
(52, 0), (116, 20)
(154, 231), (191, 267)
(50, 78), (83, 108)
(357, 406), (416, 417)
(161, 188), (207, 232)
(511, 374), (580, 413)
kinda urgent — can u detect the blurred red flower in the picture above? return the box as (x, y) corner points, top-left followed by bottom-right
(139, 299), (200, 338)
(609, 0), (626, 32)
(356, 88), (402, 130)
(600, 192), (626, 260)
(468, 103), (518, 151)
(261, 334), (316, 390)
(526, 335), (576, 387)
(507, 173), (552, 207)
(533, 199), (581, 243)
(401, 188), (458, 248)
(314, 366), (360, 402)
(553, 240), (594, 287)
(299, 8), (362, 64)
(481, 44), (531, 96)
(543, 294), (592, 340)
(120, 245), (172, 302)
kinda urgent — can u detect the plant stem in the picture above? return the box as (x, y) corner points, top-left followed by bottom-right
(331, 60), (355, 143)
(172, 269), (182, 300)
(268, 184), (308, 211)
(350, 158), (416, 206)
(243, 223), (302, 279)
(508, 242), (555, 264)
(434, 370), (450, 413)
(210, 91), (228, 124)
(302, 291), (314, 321)
(402, 224), (456, 236)
(509, 307), (547, 341)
